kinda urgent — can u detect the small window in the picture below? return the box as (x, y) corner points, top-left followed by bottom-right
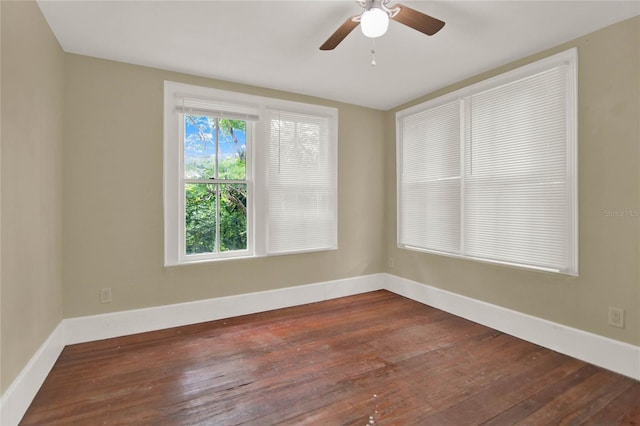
(182, 115), (250, 259)
(164, 82), (338, 266)
(396, 48), (578, 275)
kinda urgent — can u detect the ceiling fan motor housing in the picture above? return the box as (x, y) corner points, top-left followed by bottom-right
(359, 0), (400, 17)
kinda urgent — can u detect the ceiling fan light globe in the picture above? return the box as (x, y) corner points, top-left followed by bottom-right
(360, 8), (389, 38)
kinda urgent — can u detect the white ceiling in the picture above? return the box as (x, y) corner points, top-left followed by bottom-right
(37, 0), (639, 110)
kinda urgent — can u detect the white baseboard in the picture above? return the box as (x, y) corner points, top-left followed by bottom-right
(385, 273), (640, 380)
(65, 273), (386, 345)
(0, 322), (66, 426)
(0, 273), (385, 425)
(2, 272), (638, 425)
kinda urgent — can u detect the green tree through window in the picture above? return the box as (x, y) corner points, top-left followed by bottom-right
(184, 116), (248, 255)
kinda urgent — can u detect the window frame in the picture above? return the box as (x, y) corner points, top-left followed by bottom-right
(164, 81), (338, 267)
(178, 115), (253, 263)
(396, 48), (578, 275)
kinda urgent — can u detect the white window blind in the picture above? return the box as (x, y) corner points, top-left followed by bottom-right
(396, 48), (578, 275)
(267, 109), (337, 255)
(399, 100), (461, 255)
(464, 66), (572, 270)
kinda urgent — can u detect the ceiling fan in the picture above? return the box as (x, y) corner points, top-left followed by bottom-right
(320, 0), (445, 50)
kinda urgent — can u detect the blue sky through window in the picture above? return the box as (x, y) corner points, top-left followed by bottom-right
(184, 115), (246, 179)
(184, 115), (246, 161)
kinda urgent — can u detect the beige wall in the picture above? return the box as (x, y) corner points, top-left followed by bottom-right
(62, 54), (386, 318)
(385, 16), (640, 345)
(0, 1), (65, 393)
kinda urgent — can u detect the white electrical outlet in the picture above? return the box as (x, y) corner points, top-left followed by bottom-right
(608, 307), (625, 328)
(388, 257), (395, 268)
(100, 287), (112, 303)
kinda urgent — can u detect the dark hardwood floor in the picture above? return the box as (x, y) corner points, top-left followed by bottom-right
(21, 290), (640, 425)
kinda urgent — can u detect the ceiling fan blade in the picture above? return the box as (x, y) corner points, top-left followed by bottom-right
(320, 16), (360, 50)
(391, 4), (445, 36)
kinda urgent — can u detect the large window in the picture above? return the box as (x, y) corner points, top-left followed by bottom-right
(396, 48), (578, 275)
(164, 82), (338, 266)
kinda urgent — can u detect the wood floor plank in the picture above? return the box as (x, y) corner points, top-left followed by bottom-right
(586, 384), (640, 425)
(20, 290), (640, 425)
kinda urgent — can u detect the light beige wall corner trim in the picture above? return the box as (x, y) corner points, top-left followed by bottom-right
(385, 274), (640, 380)
(2, 272), (638, 425)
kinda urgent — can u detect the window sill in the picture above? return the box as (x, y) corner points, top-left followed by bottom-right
(165, 246), (338, 267)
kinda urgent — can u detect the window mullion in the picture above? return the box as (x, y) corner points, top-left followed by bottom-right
(215, 183), (221, 254)
(214, 118), (220, 179)
(184, 179), (246, 184)
(459, 97), (466, 257)
(215, 119), (221, 254)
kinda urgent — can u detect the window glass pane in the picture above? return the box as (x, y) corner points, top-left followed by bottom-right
(184, 115), (216, 179)
(185, 183), (217, 255)
(220, 184), (247, 252)
(218, 119), (247, 180)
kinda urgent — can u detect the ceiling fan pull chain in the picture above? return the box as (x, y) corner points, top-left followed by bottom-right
(370, 38), (377, 67)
